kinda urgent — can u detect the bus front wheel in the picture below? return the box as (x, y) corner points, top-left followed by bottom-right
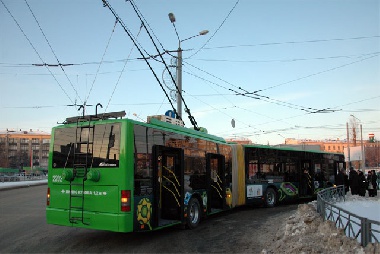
(187, 198), (201, 229)
(264, 188), (277, 208)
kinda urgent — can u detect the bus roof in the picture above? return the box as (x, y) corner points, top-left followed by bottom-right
(133, 117), (227, 144)
(242, 144), (343, 155)
(54, 114), (227, 144)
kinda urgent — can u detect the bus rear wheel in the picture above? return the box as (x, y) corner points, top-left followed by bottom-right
(264, 188), (277, 208)
(187, 198), (201, 229)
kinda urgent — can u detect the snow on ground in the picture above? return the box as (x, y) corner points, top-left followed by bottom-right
(0, 179), (47, 190)
(335, 194), (380, 222)
(262, 191), (380, 254)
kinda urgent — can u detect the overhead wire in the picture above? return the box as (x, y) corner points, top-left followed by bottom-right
(202, 35), (380, 50)
(193, 51), (380, 63)
(183, 61), (321, 113)
(255, 53), (380, 93)
(124, 0), (174, 115)
(187, 0), (240, 59)
(183, 50), (379, 113)
(181, 51), (379, 138)
(3, 1), (378, 138)
(128, 0), (166, 53)
(216, 94), (380, 138)
(103, 23), (144, 112)
(0, 0), (75, 105)
(126, 0), (201, 130)
(2, 51), (378, 69)
(24, 0), (82, 104)
(85, 18), (118, 105)
(101, 0), (179, 126)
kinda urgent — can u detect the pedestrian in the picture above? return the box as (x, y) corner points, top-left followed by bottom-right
(358, 170), (366, 197)
(335, 169), (345, 187)
(343, 169), (349, 193)
(301, 168), (311, 196)
(348, 167), (359, 195)
(371, 169), (377, 196)
(367, 170), (377, 197)
(367, 171), (374, 197)
(315, 169), (326, 189)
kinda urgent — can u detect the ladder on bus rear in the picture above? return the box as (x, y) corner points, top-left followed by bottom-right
(68, 118), (95, 225)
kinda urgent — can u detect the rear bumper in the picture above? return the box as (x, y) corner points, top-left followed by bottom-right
(46, 208), (133, 232)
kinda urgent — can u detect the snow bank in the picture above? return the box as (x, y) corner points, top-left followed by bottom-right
(262, 192), (380, 254)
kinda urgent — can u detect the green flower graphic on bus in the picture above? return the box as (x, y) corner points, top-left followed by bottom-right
(137, 198), (152, 230)
(278, 182), (298, 201)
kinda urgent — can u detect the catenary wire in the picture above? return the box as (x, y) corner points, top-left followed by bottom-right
(24, 0), (82, 104)
(101, 0), (179, 125)
(188, 0), (240, 59)
(127, 0), (200, 130)
(202, 35), (380, 50)
(85, 19), (118, 105)
(0, 0), (75, 105)
(103, 24), (144, 112)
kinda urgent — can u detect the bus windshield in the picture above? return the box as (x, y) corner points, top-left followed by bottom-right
(52, 123), (121, 168)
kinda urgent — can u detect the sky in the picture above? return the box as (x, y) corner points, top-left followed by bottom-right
(1, 0), (379, 145)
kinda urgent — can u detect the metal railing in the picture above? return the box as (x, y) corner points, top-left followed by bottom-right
(317, 185), (380, 247)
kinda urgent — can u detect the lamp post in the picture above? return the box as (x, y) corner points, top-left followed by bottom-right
(278, 134), (286, 145)
(168, 13), (208, 119)
(350, 115), (365, 170)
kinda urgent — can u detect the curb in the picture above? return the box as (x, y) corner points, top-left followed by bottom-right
(0, 181), (48, 191)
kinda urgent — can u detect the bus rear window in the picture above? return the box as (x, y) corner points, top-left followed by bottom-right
(52, 123), (121, 168)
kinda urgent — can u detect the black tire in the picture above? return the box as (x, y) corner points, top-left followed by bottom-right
(187, 198), (201, 229)
(264, 188), (277, 208)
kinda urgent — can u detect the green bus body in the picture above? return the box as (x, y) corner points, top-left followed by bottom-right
(46, 114), (345, 232)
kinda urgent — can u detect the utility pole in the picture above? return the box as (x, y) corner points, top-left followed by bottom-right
(346, 122), (351, 167)
(360, 123), (365, 169)
(168, 13), (208, 119)
(350, 115), (365, 170)
(177, 44), (183, 119)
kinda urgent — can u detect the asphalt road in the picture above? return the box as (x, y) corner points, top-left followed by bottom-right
(0, 185), (298, 253)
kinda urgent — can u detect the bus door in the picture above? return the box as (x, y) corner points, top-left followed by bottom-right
(152, 145), (184, 228)
(206, 153), (226, 213)
(335, 160), (346, 180)
(300, 160), (313, 196)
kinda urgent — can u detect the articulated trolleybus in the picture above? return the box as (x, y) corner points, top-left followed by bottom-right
(46, 111), (345, 232)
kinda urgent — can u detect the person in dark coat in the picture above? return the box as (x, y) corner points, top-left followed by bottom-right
(315, 169), (326, 189)
(335, 169), (345, 187)
(300, 168), (311, 196)
(373, 170), (378, 196)
(367, 170), (377, 197)
(349, 167), (359, 195)
(358, 170), (366, 197)
(343, 170), (350, 194)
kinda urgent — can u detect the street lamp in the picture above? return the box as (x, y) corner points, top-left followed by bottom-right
(168, 12), (208, 119)
(350, 115), (365, 170)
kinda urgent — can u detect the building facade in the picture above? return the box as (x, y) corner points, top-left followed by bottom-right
(284, 137), (380, 169)
(0, 129), (50, 170)
(285, 138), (348, 153)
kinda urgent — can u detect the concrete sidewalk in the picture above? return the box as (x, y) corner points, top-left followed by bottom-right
(0, 179), (47, 190)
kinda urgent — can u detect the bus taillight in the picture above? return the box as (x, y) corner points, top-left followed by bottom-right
(47, 187), (50, 206)
(121, 190), (131, 212)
